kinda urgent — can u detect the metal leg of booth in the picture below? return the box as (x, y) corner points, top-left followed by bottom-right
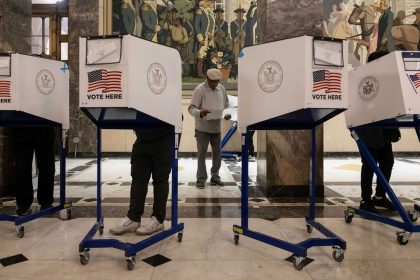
(233, 130), (346, 271)
(78, 129), (184, 270)
(344, 129), (420, 245)
(0, 127), (72, 238)
(221, 121), (240, 161)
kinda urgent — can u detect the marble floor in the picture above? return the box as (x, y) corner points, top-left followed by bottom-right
(1, 156), (420, 279)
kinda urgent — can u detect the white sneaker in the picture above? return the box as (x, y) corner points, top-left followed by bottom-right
(136, 216), (164, 235)
(109, 216), (139, 235)
(248, 155), (256, 162)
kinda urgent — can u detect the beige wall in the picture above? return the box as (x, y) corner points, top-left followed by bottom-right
(102, 92), (420, 153)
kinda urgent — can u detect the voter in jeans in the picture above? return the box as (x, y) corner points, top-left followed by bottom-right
(188, 68), (230, 189)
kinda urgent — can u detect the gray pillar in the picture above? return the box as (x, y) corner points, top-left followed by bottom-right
(256, 0), (325, 197)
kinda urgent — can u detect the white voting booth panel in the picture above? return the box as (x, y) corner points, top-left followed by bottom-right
(238, 36), (348, 132)
(346, 51), (420, 128)
(79, 35), (182, 132)
(0, 54), (69, 128)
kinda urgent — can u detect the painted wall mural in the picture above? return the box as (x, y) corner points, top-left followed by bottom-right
(323, 0), (420, 65)
(111, 0), (259, 81)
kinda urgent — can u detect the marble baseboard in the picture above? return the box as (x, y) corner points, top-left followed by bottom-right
(256, 184), (325, 198)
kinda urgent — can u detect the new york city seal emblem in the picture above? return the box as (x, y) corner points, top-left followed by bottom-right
(358, 76), (379, 102)
(258, 61), (283, 93)
(147, 63), (167, 94)
(36, 69), (55, 95)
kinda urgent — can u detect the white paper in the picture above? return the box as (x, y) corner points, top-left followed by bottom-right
(87, 40), (119, 64)
(205, 109), (224, 120)
(314, 40), (343, 66)
(403, 58), (420, 71)
(0, 57), (10, 69)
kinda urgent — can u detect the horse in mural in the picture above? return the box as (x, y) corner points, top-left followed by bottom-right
(348, 2), (420, 61)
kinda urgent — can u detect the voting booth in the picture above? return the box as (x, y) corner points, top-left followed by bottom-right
(234, 36), (348, 270)
(0, 53), (71, 237)
(0, 53), (69, 128)
(78, 35), (184, 270)
(344, 51), (420, 245)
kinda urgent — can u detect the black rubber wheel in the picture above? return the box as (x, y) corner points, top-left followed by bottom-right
(409, 212), (418, 222)
(344, 213), (353, 224)
(332, 249), (345, 262)
(80, 253), (89, 265)
(234, 235), (239, 245)
(127, 260), (135, 270)
(306, 225), (313, 233)
(397, 235), (409, 245)
(177, 232), (183, 242)
(16, 226), (24, 238)
(293, 257), (304, 271)
(99, 226), (104, 235)
(66, 208), (72, 220)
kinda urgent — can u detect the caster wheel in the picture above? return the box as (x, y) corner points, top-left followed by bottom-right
(177, 232), (183, 242)
(16, 226), (24, 238)
(234, 234), (239, 245)
(126, 256), (136, 271)
(99, 225), (104, 235)
(79, 251), (90, 265)
(409, 211), (418, 222)
(292, 255), (305, 271)
(306, 224), (313, 234)
(332, 248), (345, 262)
(396, 232), (411, 245)
(344, 212), (353, 224)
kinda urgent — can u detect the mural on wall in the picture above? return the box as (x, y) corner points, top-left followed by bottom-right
(324, 0), (420, 64)
(111, 0), (259, 81)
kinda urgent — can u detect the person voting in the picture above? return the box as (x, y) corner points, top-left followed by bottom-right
(188, 68), (230, 189)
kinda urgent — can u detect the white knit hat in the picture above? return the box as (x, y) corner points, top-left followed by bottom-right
(207, 68), (222, 81)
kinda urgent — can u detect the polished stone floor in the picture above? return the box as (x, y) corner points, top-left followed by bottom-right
(1, 157), (420, 279)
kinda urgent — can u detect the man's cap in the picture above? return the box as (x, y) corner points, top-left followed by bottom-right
(213, 8), (224, 13)
(234, 8), (246, 13)
(207, 68), (222, 81)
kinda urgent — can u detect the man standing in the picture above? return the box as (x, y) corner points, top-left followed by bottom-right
(213, 7), (229, 49)
(206, 0), (216, 48)
(110, 129), (173, 235)
(141, 0), (162, 42)
(376, 0), (394, 52)
(231, 7), (247, 79)
(245, 1), (258, 47)
(121, 0), (143, 36)
(182, 7), (196, 76)
(188, 69), (230, 189)
(194, 0), (209, 78)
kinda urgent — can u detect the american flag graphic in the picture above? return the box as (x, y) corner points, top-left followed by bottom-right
(0, 80), (11, 98)
(313, 70), (342, 94)
(409, 73), (420, 89)
(87, 69), (122, 93)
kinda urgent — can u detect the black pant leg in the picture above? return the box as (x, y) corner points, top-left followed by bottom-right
(151, 136), (173, 224)
(11, 128), (35, 212)
(360, 147), (380, 202)
(375, 142), (394, 198)
(248, 131), (255, 157)
(127, 141), (153, 223)
(34, 128), (56, 207)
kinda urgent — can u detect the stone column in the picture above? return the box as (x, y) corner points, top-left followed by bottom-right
(256, 0), (325, 197)
(0, 0), (31, 198)
(67, 0), (100, 156)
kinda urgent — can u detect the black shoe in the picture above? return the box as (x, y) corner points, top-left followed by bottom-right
(196, 181), (205, 189)
(359, 201), (381, 215)
(210, 178), (224, 186)
(16, 207), (32, 216)
(372, 197), (395, 211)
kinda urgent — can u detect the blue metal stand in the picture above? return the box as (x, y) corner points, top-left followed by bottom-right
(0, 126), (71, 238)
(233, 109), (347, 270)
(221, 121), (240, 160)
(344, 115), (420, 245)
(78, 123), (184, 271)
